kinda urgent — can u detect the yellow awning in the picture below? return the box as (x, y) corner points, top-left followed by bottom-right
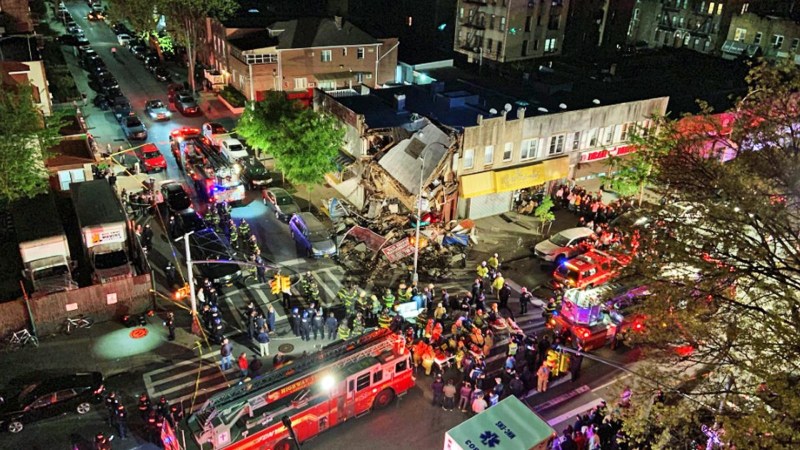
(459, 171), (496, 199)
(494, 156), (569, 193)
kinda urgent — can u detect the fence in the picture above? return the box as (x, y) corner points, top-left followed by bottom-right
(0, 273), (153, 337)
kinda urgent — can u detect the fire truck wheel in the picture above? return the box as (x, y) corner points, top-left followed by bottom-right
(372, 388), (395, 410)
(274, 439), (293, 450)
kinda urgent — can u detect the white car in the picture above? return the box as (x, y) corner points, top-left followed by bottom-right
(533, 227), (595, 264)
(117, 33), (131, 46)
(220, 138), (248, 162)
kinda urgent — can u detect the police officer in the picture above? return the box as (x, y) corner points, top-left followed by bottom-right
(138, 393), (152, 421)
(104, 391), (119, 427)
(168, 214), (179, 238)
(165, 311), (176, 341)
(325, 312), (338, 340)
(165, 262), (178, 290)
(291, 308), (301, 337)
(255, 254), (267, 283)
(300, 311), (312, 341)
(312, 307), (324, 340)
(499, 283), (512, 310)
(157, 396), (172, 426)
(116, 404), (129, 439)
(519, 287), (533, 315)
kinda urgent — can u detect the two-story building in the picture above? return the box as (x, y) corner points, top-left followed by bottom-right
(721, 9), (800, 61)
(206, 15), (398, 100)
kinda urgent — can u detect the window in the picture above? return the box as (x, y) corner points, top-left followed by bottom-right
(772, 35), (784, 49)
(525, 16), (531, 32)
(716, 3), (722, 14)
(522, 40), (528, 56)
(487, 38), (493, 52)
(544, 38), (557, 53)
(534, 39), (539, 51)
(356, 373), (371, 391)
(503, 142), (513, 161)
(55, 389), (78, 402)
(792, 38), (799, 51)
(497, 41), (503, 56)
(586, 128), (599, 147)
(520, 139), (538, 159)
(396, 359), (408, 372)
(741, 3), (749, 14)
(357, 47), (365, 59)
(708, 2), (715, 14)
(342, 48), (347, 56)
(620, 123), (633, 141)
(294, 77), (308, 90)
(571, 132), (581, 150)
(489, 15), (495, 30)
(603, 127), (615, 145)
(321, 50), (332, 62)
(30, 395), (54, 409)
(633, 9), (640, 20)
(734, 28), (747, 42)
(484, 145), (494, 165)
(373, 370), (383, 383)
(463, 148), (474, 169)
(500, 17), (506, 32)
(754, 32), (762, 45)
(459, 7), (464, 19)
(246, 54), (278, 64)
(548, 135), (565, 155)
(348, 380), (355, 392)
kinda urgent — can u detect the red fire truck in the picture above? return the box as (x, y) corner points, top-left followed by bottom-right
(552, 249), (631, 290)
(170, 127), (245, 205)
(187, 328), (414, 449)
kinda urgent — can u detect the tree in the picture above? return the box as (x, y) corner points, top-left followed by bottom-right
(105, 0), (161, 39)
(157, 0), (236, 92)
(534, 196), (555, 234)
(237, 93), (344, 187)
(613, 59), (800, 449)
(0, 84), (67, 204)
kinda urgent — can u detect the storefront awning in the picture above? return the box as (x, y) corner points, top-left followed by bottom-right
(459, 156), (569, 199)
(459, 171), (495, 199)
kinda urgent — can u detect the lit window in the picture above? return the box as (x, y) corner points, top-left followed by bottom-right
(484, 145), (494, 165)
(500, 17), (506, 32)
(342, 48), (347, 56)
(503, 142), (513, 161)
(571, 132), (581, 150)
(544, 38), (557, 53)
(734, 28), (747, 42)
(463, 148), (474, 169)
(717, 3), (723, 14)
(321, 50), (332, 62)
(708, 2), (715, 14)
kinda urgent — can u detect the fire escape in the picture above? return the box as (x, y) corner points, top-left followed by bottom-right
(459, 0), (488, 53)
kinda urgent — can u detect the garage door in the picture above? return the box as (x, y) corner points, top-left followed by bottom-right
(467, 191), (512, 219)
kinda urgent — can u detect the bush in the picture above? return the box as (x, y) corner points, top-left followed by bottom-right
(220, 86), (247, 108)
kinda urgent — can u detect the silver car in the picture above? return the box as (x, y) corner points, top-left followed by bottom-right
(144, 99), (171, 121)
(121, 115), (147, 140)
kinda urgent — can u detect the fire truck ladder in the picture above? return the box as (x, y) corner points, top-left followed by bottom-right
(194, 328), (394, 427)
(194, 138), (229, 170)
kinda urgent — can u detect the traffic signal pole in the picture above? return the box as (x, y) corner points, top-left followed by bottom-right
(176, 231), (201, 335)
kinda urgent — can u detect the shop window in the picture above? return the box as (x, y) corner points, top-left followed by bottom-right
(503, 142), (513, 161)
(520, 139), (538, 159)
(463, 148), (475, 169)
(484, 145), (494, 165)
(356, 373), (371, 391)
(548, 135), (565, 155)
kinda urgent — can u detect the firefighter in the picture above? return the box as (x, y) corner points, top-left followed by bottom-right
(239, 219), (251, 238)
(156, 396), (170, 421)
(488, 253), (500, 272)
(208, 208), (220, 230)
(246, 234), (260, 256)
(146, 408), (158, 443)
(543, 297), (557, 320)
(229, 224), (239, 249)
(337, 283), (355, 313)
(169, 403), (183, 429)
(356, 291), (370, 316)
(415, 309), (428, 339)
(377, 308), (392, 329)
(396, 282), (411, 304)
(94, 433), (111, 450)
(312, 307), (324, 340)
(476, 261), (489, 282)
(382, 288), (396, 310)
(300, 310), (311, 341)
(337, 318), (351, 340)
(226, 218), (237, 242)
(300, 271), (312, 298)
(291, 308), (301, 337)
(137, 393), (152, 422)
(351, 312), (365, 335)
(370, 294), (382, 320)
(307, 280), (320, 304)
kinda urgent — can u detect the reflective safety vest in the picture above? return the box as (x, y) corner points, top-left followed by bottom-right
(383, 292), (396, 308)
(378, 314), (391, 329)
(337, 325), (351, 340)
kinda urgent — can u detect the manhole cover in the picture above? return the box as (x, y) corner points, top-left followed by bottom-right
(129, 327), (149, 339)
(278, 343), (294, 353)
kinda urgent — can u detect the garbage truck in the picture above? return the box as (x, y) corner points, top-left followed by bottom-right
(444, 396), (555, 450)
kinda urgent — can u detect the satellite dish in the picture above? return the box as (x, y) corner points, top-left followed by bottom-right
(592, 99), (601, 105)
(504, 103), (513, 112)
(489, 108), (498, 114)
(559, 103), (567, 110)
(537, 107), (548, 113)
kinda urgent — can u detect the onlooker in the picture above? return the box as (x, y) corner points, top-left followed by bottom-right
(442, 379), (457, 411)
(219, 338), (233, 370)
(255, 326), (270, 357)
(458, 381), (472, 412)
(237, 352), (249, 379)
(471, 392), (487, 415)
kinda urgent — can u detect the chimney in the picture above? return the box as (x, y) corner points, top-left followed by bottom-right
(516, 107), (526, 119)
(394, 94), (406, 111)
(334, 16), (343, 30)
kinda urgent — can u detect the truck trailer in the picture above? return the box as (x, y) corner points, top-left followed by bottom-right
(70, 180), (133, 283)
(12, 193), (76, 295)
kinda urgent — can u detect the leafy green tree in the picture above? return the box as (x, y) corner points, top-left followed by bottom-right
(237, 93), (344, 187)
(613, 59), (800, 449)
(534, 196), (555, 234)
(105, 0), (161, 39)
(0, 84), (67, 204)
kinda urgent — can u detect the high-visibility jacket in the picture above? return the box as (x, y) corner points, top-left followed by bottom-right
(382, 292), (396, 308)
(337, 324), (351, 340)
(476, 265), (489, 278)
(378, 313), (392, 329)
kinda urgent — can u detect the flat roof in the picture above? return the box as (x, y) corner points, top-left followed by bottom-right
(69, 180), (126, 226)
(11, 193), (64, 242)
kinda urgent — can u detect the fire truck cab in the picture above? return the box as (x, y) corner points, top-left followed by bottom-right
(187, 328), (414, 450)
(552, 249), (630, 290)
(170, 127), (245, 205)
(548, 284), (648, 350)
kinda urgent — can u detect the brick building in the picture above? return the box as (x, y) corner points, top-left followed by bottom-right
(0, 0), (33, 33)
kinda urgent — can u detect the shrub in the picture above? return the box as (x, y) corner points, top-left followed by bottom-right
(220, 86), (247, 108)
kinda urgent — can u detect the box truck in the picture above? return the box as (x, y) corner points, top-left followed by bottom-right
(70, 180), (132, 283)
(12, 193), (76, 295)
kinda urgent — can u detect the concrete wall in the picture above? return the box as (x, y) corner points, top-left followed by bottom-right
(0, 274), (153, 337)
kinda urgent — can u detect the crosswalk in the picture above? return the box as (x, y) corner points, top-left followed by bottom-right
(143, 351), (234, 412)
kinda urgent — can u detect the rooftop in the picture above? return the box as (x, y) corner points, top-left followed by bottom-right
(378, 122), (452, 194)
(269, 17), (379, 49)
(0, 36), (41, 62)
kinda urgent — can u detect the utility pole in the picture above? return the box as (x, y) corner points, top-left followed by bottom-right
(176, 231), (201, 335)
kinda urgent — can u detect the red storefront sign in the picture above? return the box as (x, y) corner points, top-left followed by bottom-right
(579, 145), (636, 163)
(345, 226), (387, 253)
(382, 238), (415, 263)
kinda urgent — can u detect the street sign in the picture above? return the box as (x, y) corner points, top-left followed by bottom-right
(382, 238), (415, 263)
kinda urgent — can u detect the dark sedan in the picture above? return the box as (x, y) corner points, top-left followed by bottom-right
(160, 181), (193, 215)
(0, 372), (104, 433)
(189, 228), (242, 286)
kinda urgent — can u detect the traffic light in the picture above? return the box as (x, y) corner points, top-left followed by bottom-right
(270, 275), (281, 295)
(174, 284), (190, 300)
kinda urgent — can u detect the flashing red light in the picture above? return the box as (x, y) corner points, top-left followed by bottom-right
(574, 327), (590, 339)
(675, 345), (695, 357)
(634, 321), (644, 331)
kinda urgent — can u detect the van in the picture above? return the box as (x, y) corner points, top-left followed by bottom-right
(289, 213), (337, 258)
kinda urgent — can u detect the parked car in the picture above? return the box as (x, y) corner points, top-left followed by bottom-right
(129, 45), (147, 59)
(99, 77), (120, 95)
(0, 371), (104, 433)
(104, 87), (124, 102)
(93, 94), (109, 110)
(111, 23), (131, 36)
(289, 212), (337, 258)
(116, 33), (131, 46)
(134, 143), (166, 173)
(174, 91), (199, 116)
(111, 96), (131, 120)
(220, 138), (248, 162)
(153, 66), (172, 82)
(88, 69), (112, 85)
(144, 99), (171, 121)
(121, 114), (147, 140)
(239, 156), (272, 190)
(68, 25), (85, 38)
(189, 229), (242, 286)
(91, 3), (103, 13)
(170, 208), (208, 237)
(160, 181), (192, 215)
(533, 227), (595, 265)
(56, 34), (79, 45)
(266, 187), (301, 222)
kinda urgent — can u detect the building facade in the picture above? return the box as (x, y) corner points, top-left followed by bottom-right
(627, 0), (747, 54)
(1, 61), (52, 116)
(207, 16), (398, 101)
(722, 10), (800, 61)
(563, 0), (637, 55)
(453, 0), (570, 63)
(0, 0), (33, 33)
(456, 97), (668, 218)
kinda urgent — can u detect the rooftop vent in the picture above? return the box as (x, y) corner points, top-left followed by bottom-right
(559, 103), (567, 110)
(537, 107), (549, 113)
(592, 99), (601, 105)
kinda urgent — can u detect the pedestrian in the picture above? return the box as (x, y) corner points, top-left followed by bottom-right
(115, 404), (128, 439)
(104, 391), (119, 427)
(458, 381), (472, 412)
(267, 305), (276, 333)
(471, 392), (487, 415)
(431, 375), (444, 407)
(537, 363), (551, 392)
(519, 287), (532, 315)
(249, 354), (263, 378)
(255, 326), (270, 357)
(443, 379), (457, 411)
(238, 352), (249, 379)
(325, 312), (338, 340)
(220, 338), (233, 370)
(165, 311), (175, 341)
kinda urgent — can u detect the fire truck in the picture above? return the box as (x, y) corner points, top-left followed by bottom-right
(187, 328), (414, 450)
(170, 127), (246, 205)
(547, 283), (649, 351)
(552, 249), (631, 290)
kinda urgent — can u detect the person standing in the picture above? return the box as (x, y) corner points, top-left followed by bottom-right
(104, 391), (119, 428)
(312, 308), (324, 340)
(537, 363), (551, 392)
(267, 305), (276, 333)
(431, 375), (444, 407)
(247, 309), (257, 340)
(498, 283), (511, 310)
(256, 326), (270, 357)
(142, 224), (153, 251)
(165, 312), (175, 341)
(299, 311), (311, 341)
(220, 338), (233, 370)
(443, 379), (457, 411)
(325, 312), (338, 340)
(291, 308), (301, 337)
(115, 404), (128, 440)
(570, 348), (584, 382)
(237, 352), (249, 379)
(471, 392), (487, 415)
(458, 381), (472, 412)
(519, 287), (532, 315)
(137, 393), (151, 422)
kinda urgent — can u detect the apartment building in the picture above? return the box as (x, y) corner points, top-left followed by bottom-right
(722, 7), (800, 61)
(0, 0), (34, 33)
(454, 0), (570, 63)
